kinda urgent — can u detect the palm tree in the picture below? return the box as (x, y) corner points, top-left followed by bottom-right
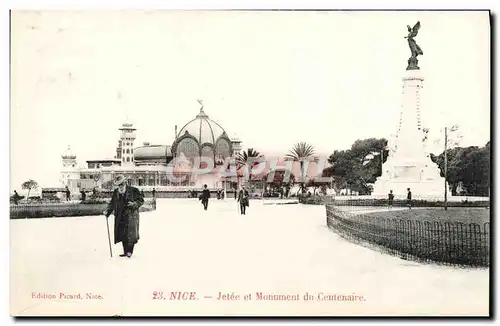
(21, 179), (38, 203)
(285, 142), (315, 194)
(236, 148), (264, 183)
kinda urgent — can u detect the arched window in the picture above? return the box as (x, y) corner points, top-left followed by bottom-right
(177, 138), (199, 159)
(127, 157), (130, 162)
(127, 149), (130, 154)
(215, 138), (231, 159)
(201, 145), (214, 160)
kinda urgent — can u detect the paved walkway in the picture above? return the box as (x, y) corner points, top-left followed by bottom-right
(10, 199), (489, 316)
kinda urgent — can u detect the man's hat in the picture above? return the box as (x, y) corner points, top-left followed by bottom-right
(113, 174), (127, 187)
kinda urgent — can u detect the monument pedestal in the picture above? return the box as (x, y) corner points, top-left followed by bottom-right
(371, 69), (450, 200)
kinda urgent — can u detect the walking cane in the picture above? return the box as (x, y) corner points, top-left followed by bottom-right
(105, 216), (113, 257)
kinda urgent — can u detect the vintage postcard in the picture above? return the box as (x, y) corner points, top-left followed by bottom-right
(9, 10), (490, 317)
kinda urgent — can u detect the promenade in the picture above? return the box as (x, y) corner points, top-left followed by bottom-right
(10, 199), (489, 316)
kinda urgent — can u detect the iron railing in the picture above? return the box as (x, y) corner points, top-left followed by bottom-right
(325, 205), (490, 267)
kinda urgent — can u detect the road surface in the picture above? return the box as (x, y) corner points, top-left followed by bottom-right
(10, 199), (489, 316)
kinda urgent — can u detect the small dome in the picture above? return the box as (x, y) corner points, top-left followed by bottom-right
(134, 145), (172, 160)
(62, 146), (76, 159)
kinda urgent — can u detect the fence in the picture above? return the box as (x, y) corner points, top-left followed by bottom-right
(325, 205), (490, 267)
(299, 196), (490, 208)
(10, 199), (157, 219)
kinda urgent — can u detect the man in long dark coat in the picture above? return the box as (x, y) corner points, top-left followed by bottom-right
(407, 188), (412, 210)
(237, 185), (250, 215)
(104, 175), (144, 258)
(201, 184), (210, 210)
(65, 186), (71, 201)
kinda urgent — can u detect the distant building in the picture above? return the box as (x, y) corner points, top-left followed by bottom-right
(60, 107), (243, 193)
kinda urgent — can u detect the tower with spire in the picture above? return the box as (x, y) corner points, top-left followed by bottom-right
(60, 146), (80, 191)
(231, 133), (242, 156)
(116, 122), (137, 165)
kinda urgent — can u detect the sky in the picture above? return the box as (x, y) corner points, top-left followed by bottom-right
(10, 10), (490, 189)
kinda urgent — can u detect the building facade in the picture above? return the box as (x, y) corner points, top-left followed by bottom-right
(60, 107), (243, 194)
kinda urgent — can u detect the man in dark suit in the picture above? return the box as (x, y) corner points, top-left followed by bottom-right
(201, 184), (210, 211)
(407, 188), (412, 210)
(388, 190), (394, 209)
(104, 175), (144, 258)
(237, 185), (250, 215)
(65, 186), (71, 202)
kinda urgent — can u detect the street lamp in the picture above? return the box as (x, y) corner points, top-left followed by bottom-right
(443, 125), (460, 211)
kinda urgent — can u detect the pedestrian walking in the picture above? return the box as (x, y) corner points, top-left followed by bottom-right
(407, 188), (412, 210)
(237, 185), (250, 215)
(12, 190), (20, 205)
(103, 175), (144, 258)
(65, 186), (71, 202)
(201, 184), (210, 211)
(388, 190), (394, 209)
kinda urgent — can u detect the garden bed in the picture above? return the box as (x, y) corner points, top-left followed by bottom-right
(10, 200), (156, 219)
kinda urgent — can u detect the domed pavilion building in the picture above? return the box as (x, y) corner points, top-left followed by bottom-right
(58, 105), (242, 196)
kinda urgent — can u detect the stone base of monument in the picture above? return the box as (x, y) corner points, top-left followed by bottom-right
(371, 179), (451, 200)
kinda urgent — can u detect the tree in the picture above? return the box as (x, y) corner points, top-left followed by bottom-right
(236, 148), (264, 182)
(285, 142), (315, 194)
(324, 138), (388, 195)
(430, 142), (490, 196)
(21, 179), (38, 201)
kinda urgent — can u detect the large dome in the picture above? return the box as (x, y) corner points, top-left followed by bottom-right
(172, 108), (233, 162)
(177, 108), (227, 145)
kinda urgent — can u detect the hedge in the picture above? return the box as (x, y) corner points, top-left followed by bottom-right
(10, 200), (157, 219)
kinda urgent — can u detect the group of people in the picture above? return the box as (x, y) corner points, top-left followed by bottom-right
(387, 188), (412, 209)
(100, 173), (416, 260)
(199, 184), (250, 215)
(102, 175), (254, 259)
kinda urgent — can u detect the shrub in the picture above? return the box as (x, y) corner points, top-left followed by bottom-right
(42, 194), (61, 202)
(81, 199), (109, 205)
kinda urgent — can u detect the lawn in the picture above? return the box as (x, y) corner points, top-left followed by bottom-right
(326, 206), (490, 267)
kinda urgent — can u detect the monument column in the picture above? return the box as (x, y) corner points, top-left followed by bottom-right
(371, 21), (450, 199)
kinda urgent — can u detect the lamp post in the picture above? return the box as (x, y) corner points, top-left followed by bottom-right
(444, 126), (448, 211)
(443, 125), (459, 211)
